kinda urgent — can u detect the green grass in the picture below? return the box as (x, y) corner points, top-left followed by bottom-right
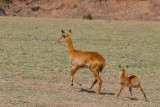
(0, 17), (159, 76)
(0, 17), (160, 106)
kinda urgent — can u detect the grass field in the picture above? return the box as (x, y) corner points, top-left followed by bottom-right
(0, 17), (160, 107)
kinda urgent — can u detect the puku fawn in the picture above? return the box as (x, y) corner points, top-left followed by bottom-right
(117, 65), (148, 101)
(58, 30), (105, 94)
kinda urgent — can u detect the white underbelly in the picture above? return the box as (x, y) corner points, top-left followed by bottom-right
(72, 59), (86, 67)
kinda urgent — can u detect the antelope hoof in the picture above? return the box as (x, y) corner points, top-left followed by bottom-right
(71, 83), (73, 86)
(89, 86), (93, 89)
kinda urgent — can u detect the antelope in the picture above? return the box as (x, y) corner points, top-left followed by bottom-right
(117, 65), (148, 101)
(58, 30), (105, 94)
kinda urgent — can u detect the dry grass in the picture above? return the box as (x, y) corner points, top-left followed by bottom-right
(0, 17), (160, 106)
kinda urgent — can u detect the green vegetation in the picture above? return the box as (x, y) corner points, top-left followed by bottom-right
(0, 17), (160, 106)
(83, 13), (93, 20)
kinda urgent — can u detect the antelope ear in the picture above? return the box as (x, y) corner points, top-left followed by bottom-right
(119, 65), (121, 68)
(61, 30), (65, 34)
(68, 30), (72, 34)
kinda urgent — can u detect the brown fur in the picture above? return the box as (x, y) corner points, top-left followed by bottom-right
(117, 65), (148, 101)
(58, 30), (105, 94)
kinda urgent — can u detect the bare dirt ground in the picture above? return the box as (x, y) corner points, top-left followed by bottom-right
(38, 72), (160, 107)
(3, 0), (160, 20)
(0, 71), (159, 107)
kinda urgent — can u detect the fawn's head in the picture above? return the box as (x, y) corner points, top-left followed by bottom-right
(119, 65), (129, 76)
(58, 30), (72, 43)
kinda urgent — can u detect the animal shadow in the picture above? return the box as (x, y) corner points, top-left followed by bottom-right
(127, 97), (149, 102)
(80, 88), (115, 95)
(127, 97), (138, 101)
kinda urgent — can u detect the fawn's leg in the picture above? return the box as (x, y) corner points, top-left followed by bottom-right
(117, 86), (124, 97)
(139, 84), (148, 101)
(129, 87), (132, 96)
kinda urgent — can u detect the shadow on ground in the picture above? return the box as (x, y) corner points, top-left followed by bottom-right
(127, 97), (138, 101)
(80, 88), (115, 95)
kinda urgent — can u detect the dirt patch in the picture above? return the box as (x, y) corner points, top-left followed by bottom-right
(2, 0), (160, 20)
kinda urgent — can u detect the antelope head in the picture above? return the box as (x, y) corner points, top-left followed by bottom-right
(58, 30), (72, 43)
(119, 65), (129, 76)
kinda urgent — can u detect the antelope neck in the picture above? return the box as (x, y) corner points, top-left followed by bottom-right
(66, 37), (74, 55)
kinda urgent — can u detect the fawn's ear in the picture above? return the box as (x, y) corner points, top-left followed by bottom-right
(126, 65), (129, 68)
(119, 65), (121, 68)
(61, 30), (65, 34)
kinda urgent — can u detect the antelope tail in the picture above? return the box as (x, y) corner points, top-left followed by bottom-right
(100, 63), (105, 72)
